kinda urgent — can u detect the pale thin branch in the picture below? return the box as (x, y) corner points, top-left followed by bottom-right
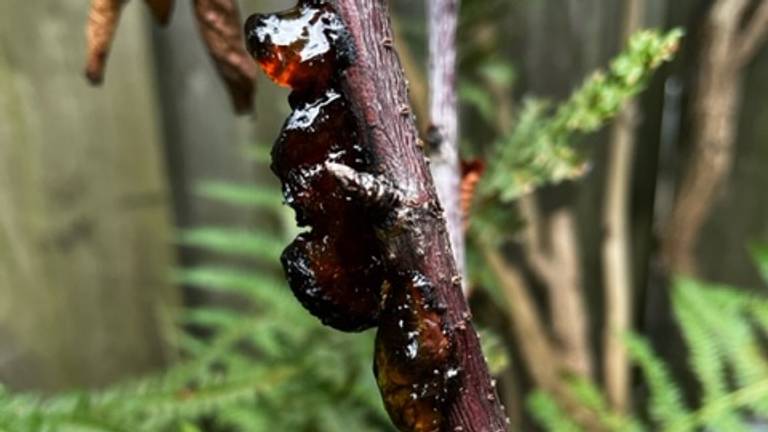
(485, 244), (603, 430)
(602, 0), (643, 412)
(519, 197), (592, 378)
(602, 101), (639, 412)
(548, 210), (592, 378)
(519, 195), (553, 278)
(427, 0), (466, 293)
(735, 0), (768, 66)
(483, 245), (559, 389)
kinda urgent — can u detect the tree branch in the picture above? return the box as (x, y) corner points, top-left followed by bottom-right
(736, 0), (768, 67)
(392, 18), (430, 135)
(519, 195), (551, 278)
(602, 0), (643, 412)
(427, 0), (466, 295)
(519, 197), (592, 379)
(547, 210), (592, 379)
(662, 0), (756, 275)
(483, 245), (559, 390)
(333, 0), (508, 430)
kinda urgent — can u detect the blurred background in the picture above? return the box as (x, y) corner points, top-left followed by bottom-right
(1, 0), (767, 430)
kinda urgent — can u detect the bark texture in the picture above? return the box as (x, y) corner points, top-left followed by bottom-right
(333, 0), (508, 430)
(427, 0), (465, 292)
(662, 0), (768, 275)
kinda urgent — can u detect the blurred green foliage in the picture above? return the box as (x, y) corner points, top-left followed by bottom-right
(527, 250), (768, 432)
(460, 29), (681, 251)
(479, 29), (683, 201)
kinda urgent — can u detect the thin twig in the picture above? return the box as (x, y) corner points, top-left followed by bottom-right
(519, 195), (551, 278)
(428, 0), (467, 294)
(735, 0), (768, 67)
(602, 0), (643, 412)
(519, 196), (592, 378)
(548, 210), (592, 378)
(483, 245), (559, 389)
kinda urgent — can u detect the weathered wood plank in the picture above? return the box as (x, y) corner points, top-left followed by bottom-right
(0, 1), (177, 390)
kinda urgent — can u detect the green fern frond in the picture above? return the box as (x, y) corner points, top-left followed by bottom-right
(673, 278), (748, 431)
(482, 29), (682, 200)
(528, 272), (768, 432)
(176, 267), (293, 313)
(196, 181), (283, 210)
(566, 378), (644, 432)
(752, 244), (768, 285)
(527, 391), (583, 432)
(182, 307), (245, 329)
(624, 333), (688, 429)
(179, 228), (285, 261)
(667, 378), (768, 432)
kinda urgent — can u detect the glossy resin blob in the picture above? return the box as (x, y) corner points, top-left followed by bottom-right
(375, 273), (458, 432)
(245, 0), (383, 332)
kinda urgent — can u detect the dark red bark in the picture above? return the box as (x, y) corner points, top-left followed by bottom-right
(332, 1), (508, 430)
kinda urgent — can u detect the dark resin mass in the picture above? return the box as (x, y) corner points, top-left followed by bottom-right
(245, 0), (384, 332)
(375, 273), (458, 432)
(246, 2), (459, 430)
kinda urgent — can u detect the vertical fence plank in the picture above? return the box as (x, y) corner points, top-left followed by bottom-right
(0, 1), (177, 390)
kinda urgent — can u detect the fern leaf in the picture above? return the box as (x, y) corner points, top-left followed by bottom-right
(179, 228), (284, 261)
(673, 278), (749, 431)
(527, 391), (583, 432)
(196, 181), (283, 210)
(752, 244), (768, 285)
(667, 379), (768, 432)
(177, 267), (294, 313)
(564, 378), (644, 432)
(624, 333), (688, 429)
(181, 307), (245, 329)
(482, 29), (682, 200)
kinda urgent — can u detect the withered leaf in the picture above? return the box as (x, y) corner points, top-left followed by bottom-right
(193, 0), (258, 113)
(85, 0), (127, 84)
(460, 159), (485, 229)
(143, 0), (174, 25)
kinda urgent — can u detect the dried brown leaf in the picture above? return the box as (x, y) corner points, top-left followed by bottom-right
(85, 0), (126, 84)
(460, 159), (485, 229)
(144, 0), (175, 25)
(193, 0), (258, 113)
